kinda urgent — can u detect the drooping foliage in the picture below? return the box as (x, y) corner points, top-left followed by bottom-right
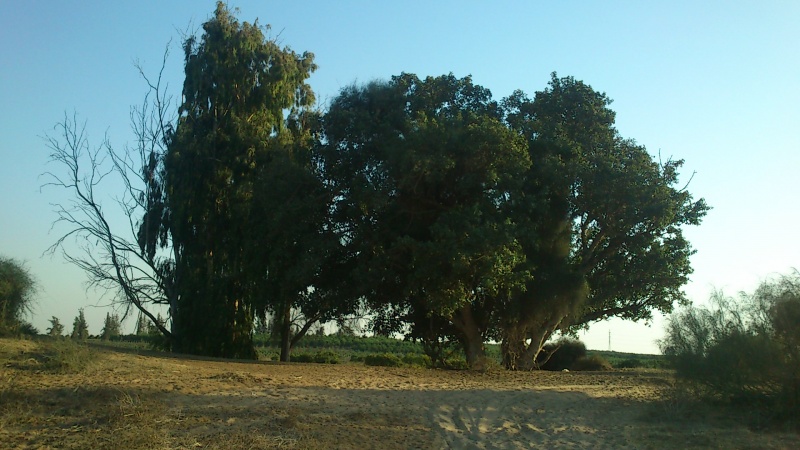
(661, 273), (800, 420)
(164, 2), (317, 358)
(0, 256), (37, 336)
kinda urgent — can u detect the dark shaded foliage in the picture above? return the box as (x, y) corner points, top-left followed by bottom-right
(537, 338), (587, 371)
(661, 273), (800, 427)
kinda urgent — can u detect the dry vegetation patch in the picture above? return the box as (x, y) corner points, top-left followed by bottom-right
(2, 338), (799, 449)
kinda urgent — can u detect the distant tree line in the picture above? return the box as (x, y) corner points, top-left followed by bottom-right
(45, 2), (708, 369)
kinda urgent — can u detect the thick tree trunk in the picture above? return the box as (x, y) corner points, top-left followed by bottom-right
(501, 326), (526, 370)
(279, 303), (292, 362)
(502, 316), (562, 370)
(451, 304), (486, 371)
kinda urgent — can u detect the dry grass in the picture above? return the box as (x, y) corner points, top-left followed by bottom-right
(1, 338), (798, 449)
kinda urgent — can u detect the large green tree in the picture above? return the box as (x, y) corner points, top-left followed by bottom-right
(498, 74), (709, 369)
(322, 74), (530, 369)
(244, 107), (359, 362)
(165, 2), (317, 358)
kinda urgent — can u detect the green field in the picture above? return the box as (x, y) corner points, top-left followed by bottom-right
(105, 334), (666, 369)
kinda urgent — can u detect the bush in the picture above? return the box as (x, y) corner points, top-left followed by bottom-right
(537, 338), (587, 371)
(0, 257), (37, 336)
(363, 353), (403, 367)
(614, 358), (642, 369)
(571, 354), (612, 371)
(291, 353), (314, 363)
(312, 351), (340, 364)
(291, 350), (340, 364)
(401, 353), (432, 368)
(661, 273), (800, 424)
(442, 356), (470, 370)
(14, 339), (96, 373)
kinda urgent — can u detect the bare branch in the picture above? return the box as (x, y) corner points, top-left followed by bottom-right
(41, 49), (177, 340)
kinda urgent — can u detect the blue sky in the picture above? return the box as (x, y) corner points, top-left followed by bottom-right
(2, 1), (798, 353)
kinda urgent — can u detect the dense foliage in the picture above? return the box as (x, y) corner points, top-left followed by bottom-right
(661, 272), (800, 423)
(48, 3), (708, 367)
(0, 256), (37, 336)
(160, 2), (322, 359)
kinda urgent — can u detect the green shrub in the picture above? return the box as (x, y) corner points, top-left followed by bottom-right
(401, 353), (432, 368)
(363, 353), (403, 367)
(614, 358), (643, 369)
(292, 353), (314, 363)
(661, 274), (800, 424)
(442, 356), (469, 370)
(312, 351), (340, 364)
(571, 354), (612, 371)
(291, 351), (339, 364)
(537, 338), (587, 371)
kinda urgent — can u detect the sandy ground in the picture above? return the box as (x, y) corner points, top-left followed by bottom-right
(1, 339), (799, 449)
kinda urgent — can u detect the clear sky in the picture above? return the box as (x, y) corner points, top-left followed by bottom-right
(2, 1), (798, 353)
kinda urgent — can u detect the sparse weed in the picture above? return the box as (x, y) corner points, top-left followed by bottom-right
(42, 338), (96, 373)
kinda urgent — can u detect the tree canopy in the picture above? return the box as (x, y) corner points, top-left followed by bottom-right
(164, 2), (319, 358)
(497, 74), (709, 369)
(46, 4), (708, 369)
(321, 73), (531, 369)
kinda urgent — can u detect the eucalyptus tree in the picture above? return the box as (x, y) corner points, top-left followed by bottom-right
(322, 73), (530, 369)
(498, 74), (709, 369)
(164, 2), (317, 358)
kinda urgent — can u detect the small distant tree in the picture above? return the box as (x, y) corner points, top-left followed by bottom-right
(101, 312), (122, 340)
(47, 316), (65, 337)
(154, 313), (165, 332)
(71, 309), (89, 340)
(0, 256), (37, 336)
(135, 312), (153, 336)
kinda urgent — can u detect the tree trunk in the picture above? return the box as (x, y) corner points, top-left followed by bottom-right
(501, 326), (526, 370)
(279, 303), (292, 362)
(451, 304), (486, 371)
(502, 316), (563, 370)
